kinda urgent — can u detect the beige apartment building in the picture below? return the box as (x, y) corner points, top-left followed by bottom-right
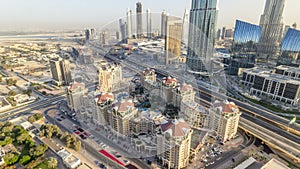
(209, 100), (241, 142)
(172, 82), (195, 108)
(50, 57), (72, 86)
(66, 82), (88, 113)
(157, 119), (192, 169)
(98, 62), (122, 92)
(94, 92), (114, 125)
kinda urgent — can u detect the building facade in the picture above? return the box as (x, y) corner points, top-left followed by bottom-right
(161, 11), (168, 38)
(229, 20), (262, 75)
(180, 101), (208, 129)
(94, 92), (114, 125)
(50, 57), (72, 86)
(126, 8), (133, 39)
(98, 62), (122, 92)
(165, 16), (182, 65)
(141, 68), (157, 90)
(257, 0), (286, 63)
(146, 9), (152, 38)
(182, 9), (189, 45)
(66, 82), (88, 113)
(160, 76), (177, 104)
(209, 100), (241, 142)
(186, 0), (218, 74)
(157, 119), (192, 169)
(136, 2), (143, 38)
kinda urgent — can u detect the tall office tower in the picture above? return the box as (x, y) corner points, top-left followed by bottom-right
(165, 16), (182, 64)
(156, 119), (193, 169)
(229, 20), (262, 75)
(119, 19), (127, 43)
(98, 62), (123, 92)
(66, 82), (88, 113)
(221, 27), (226, 39)
(161, 11), (168, 38)
(216, 29), (221, 40)
(209, 100), (241, 142)
(90, 28), (96, 39)
(146, 9), (152, 38)
(126, 8), (133, 39)
(182, 9), (189, 45)
(101, 31), (108, 45)
(186, 0), (218, 74)
(85, 29), (90, 40)
(50, 57), (72, 86)
(136, 1), (143, 38)
(257, 0), (286, 63)
(116, 31), (120, 40)
(225, 29), (234, 38)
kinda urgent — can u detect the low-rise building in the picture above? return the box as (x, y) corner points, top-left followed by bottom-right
(13, 94), (30, 104)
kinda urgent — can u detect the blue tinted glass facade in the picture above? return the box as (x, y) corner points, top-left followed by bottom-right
(281, 28), (300, 52)
(228, 20), (261, 75)
(278, 28), (300, 66)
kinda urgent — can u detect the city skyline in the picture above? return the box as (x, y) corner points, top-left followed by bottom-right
(0, 0), (300, 31)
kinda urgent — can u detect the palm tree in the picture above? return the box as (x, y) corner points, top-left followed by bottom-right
(47, 157), (58, 169)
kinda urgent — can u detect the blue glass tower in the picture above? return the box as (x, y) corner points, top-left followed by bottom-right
(186, 0), (218, 75)
(278, 28), (300, 66)
(228, 20), (262, 75)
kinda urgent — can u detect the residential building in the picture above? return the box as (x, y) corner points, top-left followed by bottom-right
(165, 16), (183, 65)
(257, 0), (286, 63)
(161, 11), (168, 38)
(160, 76), (177, 104)
(156, 119), (193, 169)
(127, 8), (133, 39)
(180, 101), (208, 129)
(240, 67), (300, 106)
(141, 68), (157, 90)
(136, 1), (143, 38)
(98, 62), (122, 92)
(66, 82), (88, 113)
(190, 129), (208, 156)
(94, 92), (114, 125)
(209, 100), (241, 142)
(186, 0), (218, 74)
(146, 9), (152, 38)
(229, 20), (262, 75)
(50, 57), (72, 86)
(172, 82), (195, 108)
(277, 28), (300, 66)
(108, 99), (138, 136)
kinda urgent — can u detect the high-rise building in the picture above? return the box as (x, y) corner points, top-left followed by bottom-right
(257, 0), (286, 63)
(225, 28), (234, 38)
(165, 16), (182, 64)
(292, 22), (297, 29)
(98, 62), (122, 92)
(228, 20), (262, 75)
(146, 9), (152, 38)
(108, 99), (138, 135)
(136, 1), (143, 38)
(277, 28), (300, 66)
(119, 19), (127, 43)
(156, 119), (193, 169)
(50, 57), (72, 86)
(66, 82), (88, 113)
(161, 11), (167, 38)
(94, 92), (114, 125)
(221, 27), (226, 39)
(116, 31), (120, 40)
(209, 100), (241, 142)
(216, 29), (221, 40)
(85, 29), (90, 40)
(101, 31), (108, 45)
(182, 9), (189, 45)
(186, 0), (218, 74)
(126, 8), (133, 39)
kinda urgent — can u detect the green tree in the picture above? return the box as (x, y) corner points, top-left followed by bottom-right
(73, 140), (81, 151)
(3, 153), (19, 165)
(7, 90), (17, 96)
(47, 157), (58, 169)
(16, 133), (30, 144)
(19, 155), (31, 165)
(28, 116), (35, 123)
(29, 144), (48, 158)
(6, 79), (17, 86)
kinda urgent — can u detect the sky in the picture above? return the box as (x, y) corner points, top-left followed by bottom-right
(0, 0), (299, 31)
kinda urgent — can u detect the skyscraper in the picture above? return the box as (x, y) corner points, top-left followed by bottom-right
(119, 19), (127, 43)
(146, 9), (152, 38)
(216, 29), (221, 40)
(161, 10), (167, 38)
(221, 27), (226, 39)
(50, 57), (72, 86)
(186, 0), (218, 74)
(126, 8), (133, 39)
(257, 0), (286, 63)
(182, 9), (189, 45)
(165, 16), (182, 64)
(136, 2), (143, 38)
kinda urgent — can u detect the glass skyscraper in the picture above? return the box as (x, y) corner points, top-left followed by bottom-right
(278, 28), (300, 66)
(136, 2), (142, 38)
(186, 0), (218, 74)
(228, 20), (262, 75)
(257, 0), (286, 63)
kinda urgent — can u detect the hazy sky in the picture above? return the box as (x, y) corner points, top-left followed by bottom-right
(0, 0), (299, 31)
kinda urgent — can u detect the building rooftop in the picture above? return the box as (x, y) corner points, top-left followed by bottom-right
(112, 99), (135, 112)
(213, 100), (239, 113)
(276, 65), (300, 73)
(162, 76), (177, 87)
(174, 82), (193, 94)
(95, 92), (114, 104)
(261, 158), (290, 169)
(68, 82), (85, 91)
(143, 68), (155, 76)
(57, 149), (71, 159)
(161, 119), (190, 137)
(191, 129), (208, 150)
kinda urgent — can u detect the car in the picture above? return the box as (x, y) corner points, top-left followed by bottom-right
(77, 128), (84, 132)
(79, 134), (87, 139)
(123, 160), (130, 164)
(56, 118), (62, 121)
